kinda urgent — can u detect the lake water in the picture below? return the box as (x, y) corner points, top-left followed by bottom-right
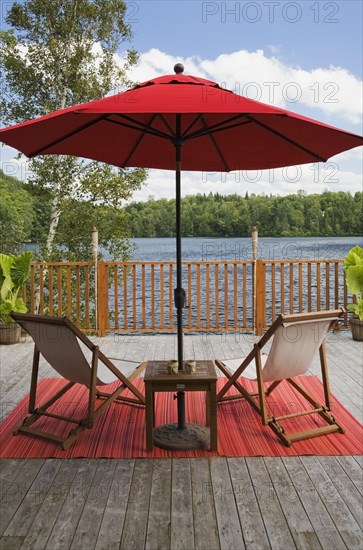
(130, 236), (362, 262)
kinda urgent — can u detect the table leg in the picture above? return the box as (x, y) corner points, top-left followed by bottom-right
(145, 383), (154, 451)
(206, 391), (210, 427)
(209, 381), (217, 451)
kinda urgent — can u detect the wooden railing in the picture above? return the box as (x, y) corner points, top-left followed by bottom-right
(24, 259), (351, 336)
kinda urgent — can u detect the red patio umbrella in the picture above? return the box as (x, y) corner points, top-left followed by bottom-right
(1, 64), (362, 449)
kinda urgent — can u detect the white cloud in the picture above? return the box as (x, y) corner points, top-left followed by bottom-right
(125, 48), (363, 126)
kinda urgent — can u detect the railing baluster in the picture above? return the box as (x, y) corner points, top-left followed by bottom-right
(168, 263), (173, 329)
(151, 264), (155, 329)
(132, 264), (137, 329)
(57, 267), (62, 316)
(196, 263), (201, 329)
(325, 262), (330, 309)
(39, 265), (44, 314)
(206, 263), (210, 329)
(280, 262), (285, 315)
(160, 264), (164, 329)
(271, 263), (276, 321)
(48, 266), (53, 315)
(317, 262), (321, 311)
(233, 264), (238, 329)
(30, 264), (35, 313)
(123, 265), (128, 330)
(188, 263), (192, 329)
(215, 263), (219, 329)
(114, 265), (119, 330)
(224, 263), (228, 329)
(75, 266), (80, 324)
(289, 262), (294, 314)
(298, 263), (303, 312)
(334, 262), (339, 308)
(242, 263), (247, 328)
(84, 265), (90, 329)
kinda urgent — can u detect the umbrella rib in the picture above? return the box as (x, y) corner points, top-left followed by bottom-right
(181, 114), (205, 139)
(200, 116), (229, 171)
(28, 115), (107, 157)
(157, 114), (175, 137)
(121, 114), (159, 166)
(245, 115), (327, 161)
(109, 114), (173, 141)
(184, 114), (252, 141)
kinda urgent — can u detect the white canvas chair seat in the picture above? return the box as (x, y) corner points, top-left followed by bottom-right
(215, 309), (345, 446)
(10, 312), (146, 449)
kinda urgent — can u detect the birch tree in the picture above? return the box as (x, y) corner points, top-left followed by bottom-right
(0, 0), (146, 260)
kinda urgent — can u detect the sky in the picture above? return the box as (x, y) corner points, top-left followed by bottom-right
(1, 0), (362, 201)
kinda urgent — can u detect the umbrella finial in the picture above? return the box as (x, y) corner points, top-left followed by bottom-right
(174, 63), (184, 74)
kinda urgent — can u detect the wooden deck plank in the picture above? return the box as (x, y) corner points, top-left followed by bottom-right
(4, 459), (60, 538)
(264, 457), (322, 549)
(145, 459), (172, 550)
(70, 459), (117, 550)
(19, 459), (80, 550)
(318, 456), (363, 526)
(45, 459), (99, 550)
(119, 459), (153, 550)
(0, 536), (26, 550)
(0, 459), (45, 537)
(301, 456), (363, 550)
(170, 458), (195, 550)
(282, 457), (348, 550)
(95, 460), (135, 550)
(245, 457), (296, 549)
(190, 458), (220, 550)
(335, 456), (363, 495)
(0, 459), (25, 484)
(227, 457), (270, 550)
(210, 457), (245, 550)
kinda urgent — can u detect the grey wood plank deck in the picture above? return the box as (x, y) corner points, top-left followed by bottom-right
(0, 330), (362, 550)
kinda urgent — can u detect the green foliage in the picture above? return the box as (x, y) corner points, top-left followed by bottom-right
(0, 251), (32, 323)
(124, 191), (363, 238)
(344, 245), (363, 320)
(49, 198), (135, 261)
(0, 170), (34, 253)
(1, 0), (146, 261)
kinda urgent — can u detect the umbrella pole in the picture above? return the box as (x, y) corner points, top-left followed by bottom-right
(152, 110), (209, 450)
(175, 133), (186, 430)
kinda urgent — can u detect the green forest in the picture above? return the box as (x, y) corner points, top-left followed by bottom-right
(124, 190), (362, 238)
(1, 169), (362, 256)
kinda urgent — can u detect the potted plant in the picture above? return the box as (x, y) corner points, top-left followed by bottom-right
(0, 251), (32, 344)
(343, 245), (363, 341)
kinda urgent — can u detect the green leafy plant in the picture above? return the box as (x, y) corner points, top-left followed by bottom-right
(0, 251), (32, 323)
(343, 245), (363, 321)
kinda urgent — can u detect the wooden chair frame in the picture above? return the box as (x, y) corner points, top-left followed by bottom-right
(11, 313), (146, 449)
(215, 309), (345, 446)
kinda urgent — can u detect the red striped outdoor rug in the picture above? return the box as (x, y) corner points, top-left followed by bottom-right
(1, 377), (362, 458)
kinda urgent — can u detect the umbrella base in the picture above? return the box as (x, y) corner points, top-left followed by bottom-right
(153, 423), (210, 451)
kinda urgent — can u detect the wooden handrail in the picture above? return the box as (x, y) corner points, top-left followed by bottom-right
(24, 258), (350, 336)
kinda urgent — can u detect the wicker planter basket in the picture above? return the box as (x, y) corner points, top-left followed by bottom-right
(350, 316), (363, 342)
(0, 323), (21, 345)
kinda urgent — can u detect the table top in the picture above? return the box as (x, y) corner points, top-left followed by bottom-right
(144, 360), (217, 382)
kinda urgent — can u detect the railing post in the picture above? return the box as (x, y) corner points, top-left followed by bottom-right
(97, 261), (107, 337)
(255, 259), (266, 336)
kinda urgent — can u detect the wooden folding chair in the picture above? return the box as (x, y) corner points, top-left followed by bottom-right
(10, 312), (146, 449)
(215, 309), (345, 446)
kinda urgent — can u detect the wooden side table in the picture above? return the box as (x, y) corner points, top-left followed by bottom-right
(144, 360), (218, 451)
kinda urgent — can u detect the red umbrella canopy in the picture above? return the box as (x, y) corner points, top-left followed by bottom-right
(0, 67), (362, 171)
